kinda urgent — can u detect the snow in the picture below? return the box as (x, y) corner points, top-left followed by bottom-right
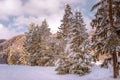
(91, 61), (103, 66)
(118, 57), (120, 62)
(0, 64), (120, 80)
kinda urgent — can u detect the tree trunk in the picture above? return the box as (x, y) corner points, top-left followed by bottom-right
(109, 0), (114, 27)
(117, 52), (119, 76)
(112, 50), (118, 78)
(108, 0), (119, 78)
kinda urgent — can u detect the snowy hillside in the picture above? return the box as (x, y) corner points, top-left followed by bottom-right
(0, 64), (120, 80)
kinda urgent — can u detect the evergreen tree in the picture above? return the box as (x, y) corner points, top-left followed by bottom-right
(91, 0), (120, 78)
(58, 4), (73, 41)
(24, 20), (53, 66)
(70, 10), (88, 53)
(25, 23), (42, 65)
(55, 4), (74, 65)
(56, 9), (91, 75)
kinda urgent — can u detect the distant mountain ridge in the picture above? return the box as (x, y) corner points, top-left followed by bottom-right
(0, 39), (6, 44)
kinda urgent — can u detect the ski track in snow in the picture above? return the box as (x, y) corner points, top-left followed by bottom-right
(0, 64), (120, 80)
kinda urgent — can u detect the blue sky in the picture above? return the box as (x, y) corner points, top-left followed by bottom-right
(0, 0), (97, 39)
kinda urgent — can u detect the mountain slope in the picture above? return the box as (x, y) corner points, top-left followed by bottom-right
(0, 34), (27, 64)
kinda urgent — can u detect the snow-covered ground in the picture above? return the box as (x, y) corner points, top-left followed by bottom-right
(0, 64), (120, 80)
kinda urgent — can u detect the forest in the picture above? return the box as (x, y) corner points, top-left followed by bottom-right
(0, 0), (120, 79)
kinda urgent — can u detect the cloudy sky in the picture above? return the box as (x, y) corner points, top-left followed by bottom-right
(0, 0), (97, 39)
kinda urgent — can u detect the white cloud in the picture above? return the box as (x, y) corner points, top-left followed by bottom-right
(13, 0), (87, 33)
(13, 16), (45, 28)
(0, 0), (86, 17)
(0, 15), (9, 21)
(13, 14), (62, 33)
(0, 0), (22, 16)
(24, 0), (61, 16)
(23, 0), (86, 16)
(0, 0), (92, 38)
(0, 24), (22, 39)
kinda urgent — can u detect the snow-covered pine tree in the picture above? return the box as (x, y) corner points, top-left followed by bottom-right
(58, 4), (73, 41)
(67, 10), (91, 75)
(91, 0), (120, 78)
(25, 23), (42, 65)
(55, 4), (74, 67)
(24, 20), (54, 66)
(56, 9), (91, 76)
(37, 20), (54, 66)
(55, 4), (73, 74)
(70, 10), (88, 53)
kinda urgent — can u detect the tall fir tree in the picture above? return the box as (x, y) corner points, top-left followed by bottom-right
(58, 4), (73, 41)
(56, 4), (74, 59)
(56, 9), (91, 75)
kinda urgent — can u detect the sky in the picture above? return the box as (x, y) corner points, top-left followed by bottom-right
(0, 0), (97, 39)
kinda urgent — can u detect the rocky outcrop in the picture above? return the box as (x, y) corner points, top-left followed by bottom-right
(0, 34), (27, 64)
